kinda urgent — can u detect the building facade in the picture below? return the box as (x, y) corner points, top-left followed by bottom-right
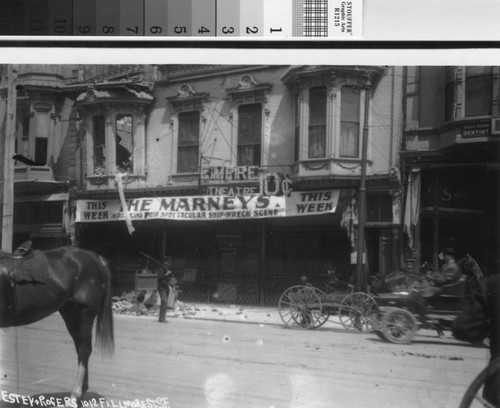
(69, 65), (404, 304)
(2, 64), (414, 304)
(401, 66), (500, 276)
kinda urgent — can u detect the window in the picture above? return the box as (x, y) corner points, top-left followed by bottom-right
(294, 93), (300, 162)
(367, 194), (392, 223)
(340, 86), (360, 157)
(465, 66), (492, 117)
(93, 115), (106, 174)
(237, 103), (262, 166)
(116, 114), (133, 173)
(308, 87), (326, 158)
(33, 108), (50, 164)
(178, 111), (200, 173)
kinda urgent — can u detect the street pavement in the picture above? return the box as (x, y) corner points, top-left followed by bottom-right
(0, 304), (491, 408)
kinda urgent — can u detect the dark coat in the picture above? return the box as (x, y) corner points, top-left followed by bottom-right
(452, 273), (500, 405)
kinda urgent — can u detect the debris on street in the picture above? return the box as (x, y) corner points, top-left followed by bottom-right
(111, 291), (282, 324)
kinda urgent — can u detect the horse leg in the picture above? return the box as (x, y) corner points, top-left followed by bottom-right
(60, 304), (96, 400)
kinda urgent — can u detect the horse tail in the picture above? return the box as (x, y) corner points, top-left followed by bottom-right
(95, 255), (114, 354)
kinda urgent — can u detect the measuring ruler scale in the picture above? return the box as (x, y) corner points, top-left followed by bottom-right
(0, 0), (361, 38)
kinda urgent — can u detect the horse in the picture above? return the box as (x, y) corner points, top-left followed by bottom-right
(0, 244), (114, 401)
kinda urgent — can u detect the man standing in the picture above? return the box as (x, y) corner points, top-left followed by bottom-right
(453, 273), (500, 406)
(157, 256), (173, 323)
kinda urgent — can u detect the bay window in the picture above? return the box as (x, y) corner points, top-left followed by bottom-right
(92, 115), (106, 174)
(340, 86), (361, 157)
(116, 114), (134, 173)
(308, 87), (327, 158)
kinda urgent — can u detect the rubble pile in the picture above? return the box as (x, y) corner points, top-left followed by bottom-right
(112, 291), (159, 316)
(111, 292), (256, 321)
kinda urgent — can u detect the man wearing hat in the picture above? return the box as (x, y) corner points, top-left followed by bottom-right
(431, 247), (462, 286)
(157, 256), (173, 323)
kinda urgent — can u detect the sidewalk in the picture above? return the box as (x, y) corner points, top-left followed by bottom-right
(112, 295), (285, 326)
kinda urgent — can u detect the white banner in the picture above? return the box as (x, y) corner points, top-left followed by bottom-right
(75, 191), (340, 223)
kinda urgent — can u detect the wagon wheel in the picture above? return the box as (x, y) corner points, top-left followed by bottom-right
(459, 357), (500, 408)
(338, 292), (377, 332)
(278, 285), (323, 329)
(380, 307), (418, 344)
(310, 288), (330, 328)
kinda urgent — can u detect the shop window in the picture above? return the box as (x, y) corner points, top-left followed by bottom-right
(115, 114), (134, 173)
(367, 194), (392, 222)
(237, 103), (262, 166)
(465, 66), (492, 117)
(340, 86), (361, 157)
(178, 111), (200, 173)
(93, 115), (106, 175)
(308, 87), (327, 158)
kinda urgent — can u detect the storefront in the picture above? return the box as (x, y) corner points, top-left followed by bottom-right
(74, 188), (356, 305)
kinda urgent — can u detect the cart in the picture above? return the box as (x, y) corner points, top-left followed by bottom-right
(277, 273), (377, 332)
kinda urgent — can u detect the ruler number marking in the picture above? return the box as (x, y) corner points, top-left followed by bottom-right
(246, 26), (258, 34)
(54, 19), (68, 34)
(126, 26), (139, 34)
(222, 26), (234, 34)
(198, 26), (210, 35)
(79, 26), (91, 34)
(174, 26), (187, 34)
(102, 26), (115, 34)
(150, 26), (163, 34)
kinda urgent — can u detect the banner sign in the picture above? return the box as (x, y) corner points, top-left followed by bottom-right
(75, 190), (340, 223)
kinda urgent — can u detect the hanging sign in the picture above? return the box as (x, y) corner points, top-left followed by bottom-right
(75, 190), (340, 223)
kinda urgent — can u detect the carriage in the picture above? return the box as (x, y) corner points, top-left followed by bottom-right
(277, 271), (377, 332)
(371, 254), (484, 344)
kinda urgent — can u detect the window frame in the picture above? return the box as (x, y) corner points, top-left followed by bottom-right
(339, 85), (361, 158)
(177, 110), (201, 174)
(307, 86), (327, 159)
(464, 66), (493, 117)
(237, 102), (263, 167)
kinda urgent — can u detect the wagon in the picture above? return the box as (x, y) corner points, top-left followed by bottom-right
(277, 273), (377, 332)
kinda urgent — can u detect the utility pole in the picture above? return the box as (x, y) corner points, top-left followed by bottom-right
(355, 78), (372, 292)
(1, 65), (17, 252)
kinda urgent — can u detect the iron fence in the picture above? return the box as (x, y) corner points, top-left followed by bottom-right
(109, 255), (351, 306)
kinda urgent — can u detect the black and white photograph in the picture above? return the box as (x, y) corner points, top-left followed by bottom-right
(1, 51), (499, 408)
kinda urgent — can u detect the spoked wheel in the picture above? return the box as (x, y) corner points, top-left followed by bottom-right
(338, 292), (377, 332)
(459, 357), (500, 408)
(278, 285), (323, 329)
(380, 307), (418, 344)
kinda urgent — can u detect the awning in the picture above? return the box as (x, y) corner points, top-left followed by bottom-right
(15, 192), (69, 203)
